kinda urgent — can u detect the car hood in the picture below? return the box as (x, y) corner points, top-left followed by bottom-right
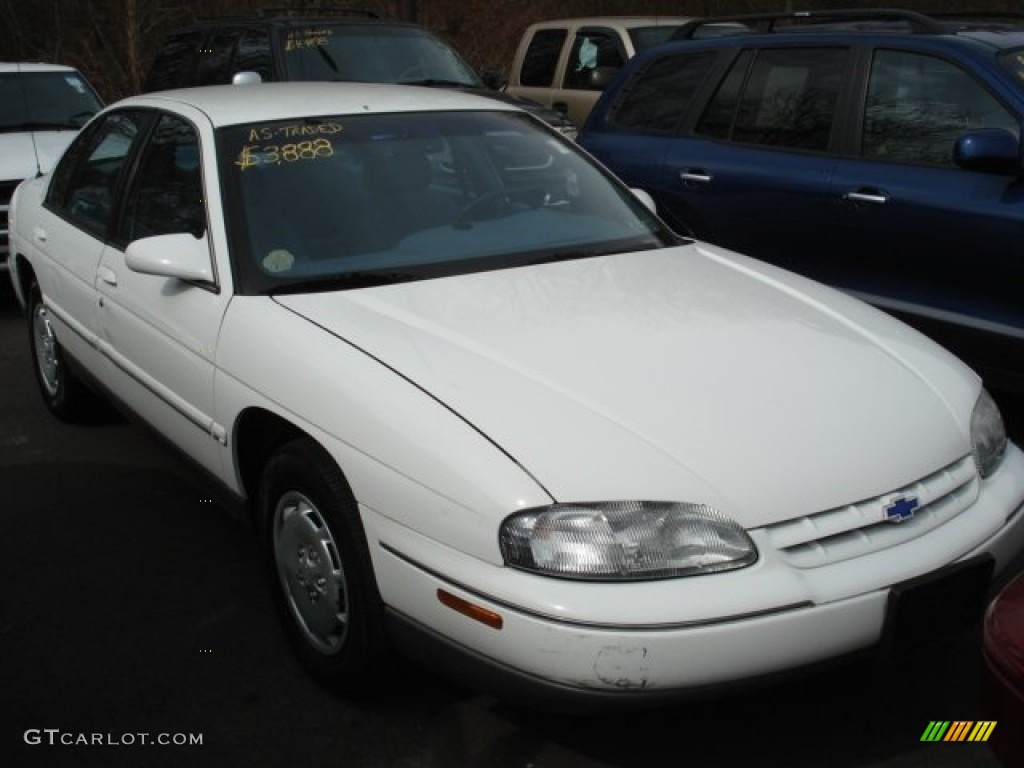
(0, 130), (76, 180)
(274, 244), (978, 529)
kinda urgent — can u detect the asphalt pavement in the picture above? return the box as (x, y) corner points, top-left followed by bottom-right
(0, 293), (1019, 768)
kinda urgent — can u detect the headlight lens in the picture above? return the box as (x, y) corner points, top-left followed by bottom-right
(972, 388), (1007, 478)
(499, 501), (757, 581)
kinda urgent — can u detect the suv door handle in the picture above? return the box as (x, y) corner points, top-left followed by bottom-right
(680, 169), (712, 184)
(33, 226), (47, 244)
(843, 189), (888, 205)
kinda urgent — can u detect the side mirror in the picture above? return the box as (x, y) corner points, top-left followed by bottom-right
(954, 128), (1023, 175)
(480, 69), (508, 91)
(126, 231), (213, 283)
(587, 66), (619, 91)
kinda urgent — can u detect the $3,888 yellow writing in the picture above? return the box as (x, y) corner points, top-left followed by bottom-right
(235, 138), (334, 170)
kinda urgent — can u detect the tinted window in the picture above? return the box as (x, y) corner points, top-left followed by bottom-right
(47, 111), (144, 237)
(629, 26), (685, 51)
(223, 111), (670, 295)
(235, 27), (273, 81)
(700, 48), (848, 151)
(609, 51), (717, 132)
(520, 29), (567, 87)
(696, 50), (754, 139)
(123, 115), (204, 243)
(863, 49), (1019, 165)
(0, 71), (102, 131)
(143, 29), (204, 91)
(195, 28), (242, 86)
(563, 29), (625, 90)
(280, 24), (480, 86)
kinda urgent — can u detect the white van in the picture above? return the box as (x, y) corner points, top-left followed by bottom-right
(1, 62), (103, 274)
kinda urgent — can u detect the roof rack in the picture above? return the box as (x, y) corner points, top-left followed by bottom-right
(673, 9), (947, 40)
(255, 6), (380, 19)
(928, 12), (1024, 30)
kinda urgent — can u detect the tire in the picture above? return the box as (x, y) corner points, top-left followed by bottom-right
(257, 437), (390, 695)
(27, 282), (88, 422)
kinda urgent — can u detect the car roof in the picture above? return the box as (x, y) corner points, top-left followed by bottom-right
(122, 82), (518, 127)
(0, 62), (80, 73)
(168, 13), (418, 31)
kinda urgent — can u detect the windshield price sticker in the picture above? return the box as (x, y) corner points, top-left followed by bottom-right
(285, 28), (332, 52)
(235, 138), (334, 170)
(247, 122), (343, 142)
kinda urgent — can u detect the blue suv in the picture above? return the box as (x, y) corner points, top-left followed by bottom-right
(579, 10), (1024, 392)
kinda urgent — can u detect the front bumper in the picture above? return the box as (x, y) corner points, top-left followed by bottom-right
(365, 445), (1024, 704)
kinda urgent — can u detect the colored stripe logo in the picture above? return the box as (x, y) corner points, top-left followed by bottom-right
(920, 721), (997, 742)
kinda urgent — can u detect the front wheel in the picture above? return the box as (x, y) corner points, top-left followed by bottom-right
(27, 282), (88, 421)
(257, 438), (390, 695)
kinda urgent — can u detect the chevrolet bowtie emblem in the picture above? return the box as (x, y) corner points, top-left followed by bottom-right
(884, 495), (919, 523)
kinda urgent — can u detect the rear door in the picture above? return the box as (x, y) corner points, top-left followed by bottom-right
(657, 45), (852, 266)
(829, 46), (1023, 337)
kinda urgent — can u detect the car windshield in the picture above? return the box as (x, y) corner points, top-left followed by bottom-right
(222, 110), (674, 294)
(280, 24), (482, 87)
(0, 70), (102, 132)
(999, 48), (1024, 87)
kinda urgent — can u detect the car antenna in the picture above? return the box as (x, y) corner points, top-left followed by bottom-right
(16, 62), (45, 178)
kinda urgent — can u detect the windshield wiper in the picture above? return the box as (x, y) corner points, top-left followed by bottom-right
(267, 270), (423, 295)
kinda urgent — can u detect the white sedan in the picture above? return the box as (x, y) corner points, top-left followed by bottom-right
(9, 82), (1024, 705)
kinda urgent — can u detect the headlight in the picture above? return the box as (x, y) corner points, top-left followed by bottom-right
(972, 388), (1007, 478)
(499, 501), (757, 581)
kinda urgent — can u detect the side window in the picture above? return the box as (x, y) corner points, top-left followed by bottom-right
(696, 50), (754, 139)
(520, 29), (567, 87)
(234, 27), (272, 81)
(862, 49), (1019, 165)
(562, 29), (625, 91)
(122, 115), (205, 243)
(46, 111), (144, 238)
(608, 51), (718, 132)
(194, 28), (241, 86)
(143, 29), (204, 91)
(698, 48), (848, 151)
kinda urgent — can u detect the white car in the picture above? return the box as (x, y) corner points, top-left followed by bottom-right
(1, 62), (103, 274)
(9, 82), (1024, 705)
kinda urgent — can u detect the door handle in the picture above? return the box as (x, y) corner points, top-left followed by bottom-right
(33, 226), (47, 243)
(97, 266), (118, 286)
(843, 189), (888, 205)
(680, 169), (713, 184)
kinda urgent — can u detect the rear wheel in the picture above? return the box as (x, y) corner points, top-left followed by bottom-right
(28, 282), (88, 421)
(258, 438), (390, 695)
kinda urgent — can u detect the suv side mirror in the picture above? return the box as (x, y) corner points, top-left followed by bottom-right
(954, 128), (1023, 175)
(480, 69), (508, 91)
(588, 66), (619, 91)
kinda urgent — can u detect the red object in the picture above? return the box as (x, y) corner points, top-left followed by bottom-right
(983, 570), (1024, 767)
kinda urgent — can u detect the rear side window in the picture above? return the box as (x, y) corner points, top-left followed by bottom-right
(698, 47), (849, 151)
(608, 51), (717, 132)
(520, 29), (567, 87)
(862, 49), (1019, 165)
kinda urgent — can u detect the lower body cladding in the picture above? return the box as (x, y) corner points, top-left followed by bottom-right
(364, 448), (1024, 706)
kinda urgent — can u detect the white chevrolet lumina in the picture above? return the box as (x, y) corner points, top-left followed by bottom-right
(8, 83), (1024, 705)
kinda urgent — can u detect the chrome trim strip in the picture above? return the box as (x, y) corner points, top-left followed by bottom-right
(379, 542), (813, 631)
